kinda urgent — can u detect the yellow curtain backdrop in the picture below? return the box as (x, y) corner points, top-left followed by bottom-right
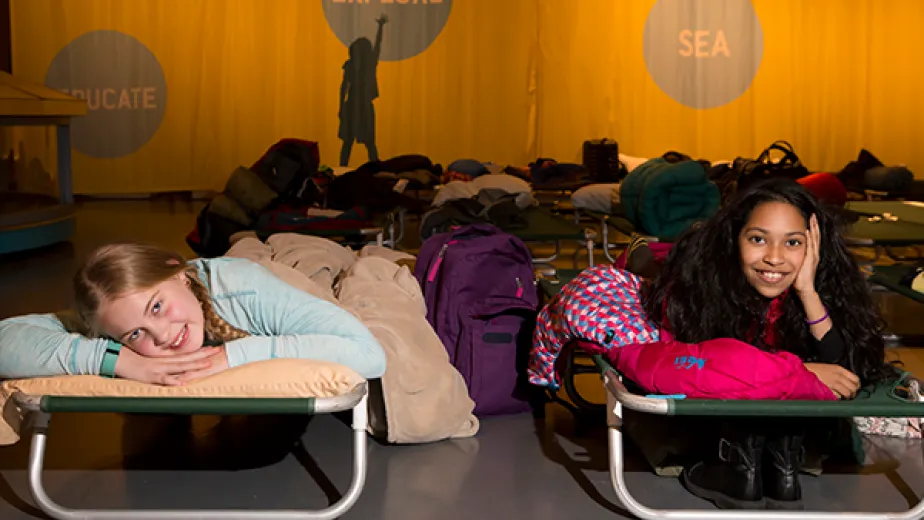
(537, 0), (924, 176)
(8, 0), (537, 194)
(7, 0), (924, 195)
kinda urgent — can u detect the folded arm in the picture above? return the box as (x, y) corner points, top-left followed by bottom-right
(812, 327), (848, 368)
(218, 262), (387, 379)
(0, 314), (109, 379)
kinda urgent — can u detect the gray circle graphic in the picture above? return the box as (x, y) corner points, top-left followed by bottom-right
(643, 0), (763, 109)
(322, 0), (452, 62)
(45, 30), (167, 159)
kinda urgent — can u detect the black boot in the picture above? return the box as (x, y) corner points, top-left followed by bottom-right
(681, 431), (766, 509)
(763, 434), (805, 510)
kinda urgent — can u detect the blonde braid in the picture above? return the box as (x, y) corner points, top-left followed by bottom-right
(185, 270), (250, 344)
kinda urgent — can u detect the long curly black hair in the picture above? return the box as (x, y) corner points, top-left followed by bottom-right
(642, 177), (892, 386)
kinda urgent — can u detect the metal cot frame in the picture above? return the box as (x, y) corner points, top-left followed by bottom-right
(570, 208), (667, 264)
(538, 267), (924, 518)
(598, 358), (924, 520)
(11, 382), (369, 520)
(512, 206), (597, 269)
(255, 209), (407, 249)
(843, 202), (924, 263)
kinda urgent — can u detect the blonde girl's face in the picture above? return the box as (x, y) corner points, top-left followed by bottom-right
(94, 272), (206, 357)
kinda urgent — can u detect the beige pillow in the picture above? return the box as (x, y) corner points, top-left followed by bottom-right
(619, 153), (650, 173)
(0, 358), (364, 446)
(571, 183), (620, 213)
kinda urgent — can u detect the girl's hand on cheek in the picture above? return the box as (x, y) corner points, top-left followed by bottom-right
(794, 214), (820, 297)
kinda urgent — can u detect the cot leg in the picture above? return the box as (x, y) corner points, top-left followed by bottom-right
(532, 241), (561, 264)
(26, 395), (369, 520)
(392, 209), (406, 249)
(603, 379), (924, 520)
(561, 350), (606, 418)
(602, 216), (616, 264)
(585, 231), (595, 267)
(572, 232), (595, 268)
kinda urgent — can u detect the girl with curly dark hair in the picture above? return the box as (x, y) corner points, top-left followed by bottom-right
(638, 176), (892, 510)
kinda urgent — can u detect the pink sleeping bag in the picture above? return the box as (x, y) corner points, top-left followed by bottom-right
(578, 337), (836, 401)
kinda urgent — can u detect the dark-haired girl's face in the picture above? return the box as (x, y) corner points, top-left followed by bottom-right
(737, 201), (808, 298)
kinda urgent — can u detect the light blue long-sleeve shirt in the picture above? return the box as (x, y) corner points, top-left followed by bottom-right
(0, 257), (386, 380)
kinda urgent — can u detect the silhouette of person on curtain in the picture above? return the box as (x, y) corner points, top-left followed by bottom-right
(338, 14), (387, 167)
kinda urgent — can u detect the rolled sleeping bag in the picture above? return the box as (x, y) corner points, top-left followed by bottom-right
(864, 166), (914, 193)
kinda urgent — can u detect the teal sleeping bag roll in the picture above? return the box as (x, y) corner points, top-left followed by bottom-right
(620, 158), (720, 239)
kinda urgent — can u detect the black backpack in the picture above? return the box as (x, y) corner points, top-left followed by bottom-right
(733, 140), (810, 194)
(186, 206), (247, 258)
(250, 139), (323, 206)
(582, 138), (626, 182)
(708, 141), (812, 205)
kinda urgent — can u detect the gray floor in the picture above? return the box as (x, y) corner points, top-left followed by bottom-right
(2, 197), (924, 519)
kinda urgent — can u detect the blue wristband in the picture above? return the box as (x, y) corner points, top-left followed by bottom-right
(100, 340), (122, 378)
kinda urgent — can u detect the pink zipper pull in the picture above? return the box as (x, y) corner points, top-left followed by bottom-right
(515, 277), (524, 298)
(427, 243), (450, 282)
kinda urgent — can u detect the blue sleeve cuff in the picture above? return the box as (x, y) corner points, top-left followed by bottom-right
(99, 341), (122, 378)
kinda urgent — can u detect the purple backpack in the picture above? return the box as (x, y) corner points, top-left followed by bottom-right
(414, 224), (538, 416)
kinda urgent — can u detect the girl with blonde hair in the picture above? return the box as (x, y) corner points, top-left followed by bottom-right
(0, 243), (386, 384)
